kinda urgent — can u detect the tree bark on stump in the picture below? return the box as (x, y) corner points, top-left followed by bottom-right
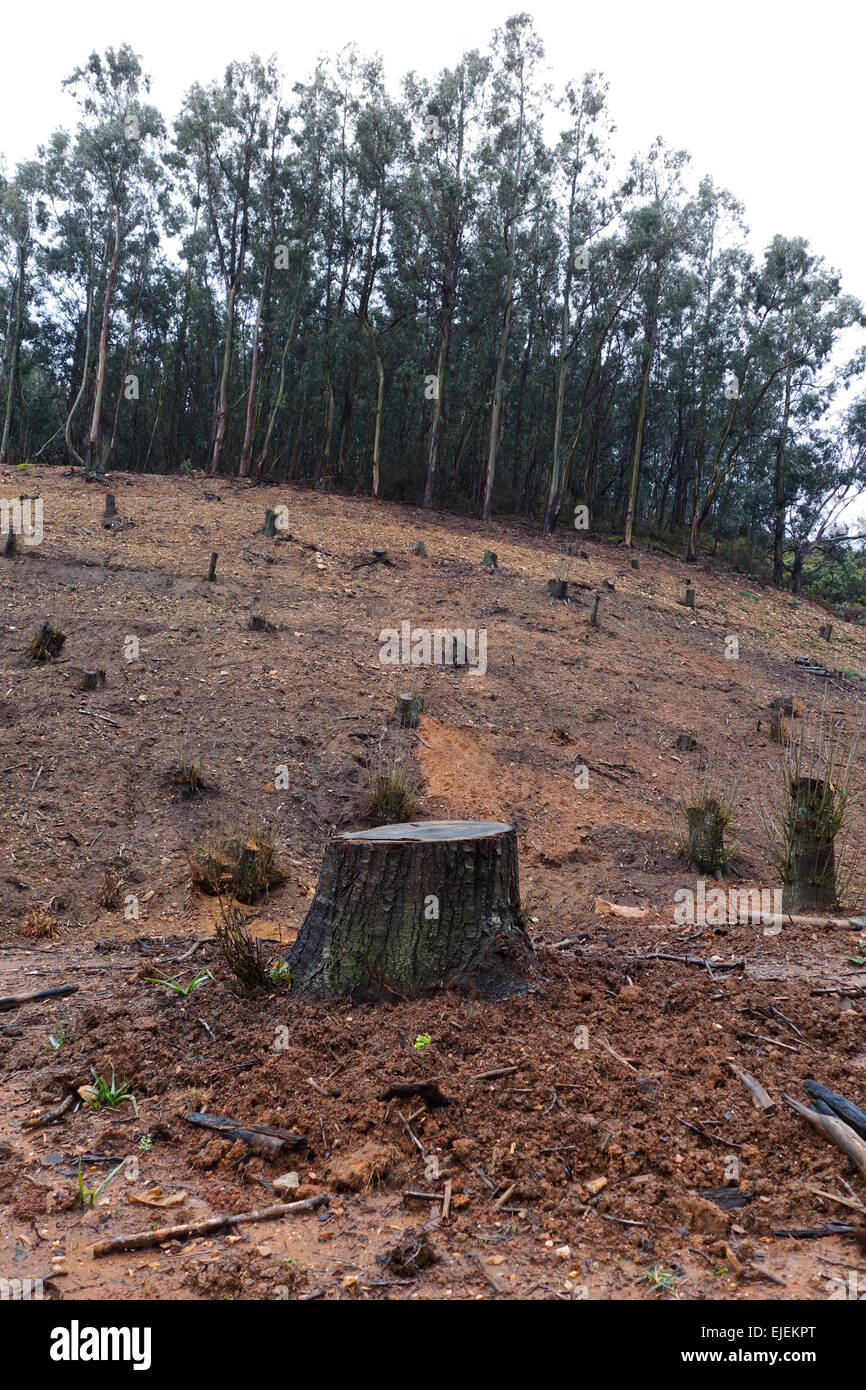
(685, 798), (726, 874)
(264, 508), (278, 537)
(548, 578), (568, 600)
(783, 776), (837, 913)
(206, 551), (218, 582)
(482, 550), (498, 570)
(288, 821), (534, 1001)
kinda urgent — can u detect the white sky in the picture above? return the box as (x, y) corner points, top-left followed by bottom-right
(4, 0), (862, 289)
(4, 0), (865, 518)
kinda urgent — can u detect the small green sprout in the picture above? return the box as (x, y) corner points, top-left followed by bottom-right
(83, 1065), (139, 1117)
(413, 1033), (432, 1050)
(144, 968), (213, 996)
(639, 1267), (682, 1296)
(74, 1159), (125, 1209)
(269, 960), (291, 983)
(138, 1134), (153, 1153)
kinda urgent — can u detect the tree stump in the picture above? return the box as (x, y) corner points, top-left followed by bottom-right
(482, 550), (498, 571)
(631, 557), (640, 569)
(103, 493), (116, 525)
(683, 587), (696, 609)
(782, 777), (837, 913)
(819, 622), (833, 641)
(548, 578), (568, 600)
(685, 798), (727, 874)
(3, 528), (16, 558)
(288, 820), (534, 1001)
(589, 593), (600, 626)
(264, 508), (278, 537)
(395, 693), (423, 728)
(412, 540), (427, 557)
(206, 551), (218, 582)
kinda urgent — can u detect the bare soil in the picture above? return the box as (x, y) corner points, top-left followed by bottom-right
(1, 469), (865, 1301)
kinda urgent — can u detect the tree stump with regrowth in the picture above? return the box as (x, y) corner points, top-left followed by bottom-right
(206, 551), (218, 582)
(483, 550), (498, 571)
(548, 578), (568, 600)
(395, 693), (423, 729)
(288, 820), (534, 1002)
(685, 798), (727, 875)
(264, 508), (278, 537)
(782, 776), (838, 913)
(683, 587), (696, 609)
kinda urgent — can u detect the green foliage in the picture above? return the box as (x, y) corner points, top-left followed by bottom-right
(83, 1065), (138, 1117)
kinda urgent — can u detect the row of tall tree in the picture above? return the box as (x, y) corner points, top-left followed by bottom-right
(2, 15), (865, 587)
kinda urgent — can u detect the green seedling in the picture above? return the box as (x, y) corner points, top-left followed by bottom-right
(639, 1267), (681, 1296)
(269, 960), (291, 983)
(413, 1033), (432, 1050)
(139, 1134), (153, 1153)
(849, 940), (866, 966)
(145, 968), (213, 996)
(75, 1159), (125, 1209)
(41, 1027), (70, 1054)
(83, 1065), (139, 1117)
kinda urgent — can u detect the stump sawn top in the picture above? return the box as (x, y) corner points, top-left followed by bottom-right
(337, 820), (513, 843)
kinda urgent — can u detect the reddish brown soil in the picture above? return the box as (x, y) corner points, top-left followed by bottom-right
(1, 469), (865, 1301)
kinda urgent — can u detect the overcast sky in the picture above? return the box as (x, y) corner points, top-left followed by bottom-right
(4, 0), (865, 510)
(4, 0), (863, 293)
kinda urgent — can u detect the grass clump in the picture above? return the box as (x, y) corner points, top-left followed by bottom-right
(81, 1065), (138, 1116)
(214, 899), (272, 989)
(673, 776), (738, 876)
(169, 743), (208, 797)
(28, 621), (66, 663)
(368, 731), (420, 825)
(189, 825), (286, 903)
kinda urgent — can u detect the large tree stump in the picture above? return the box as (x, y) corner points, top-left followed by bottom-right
(783, 776), (837, 913)
(288, 820), (534, 1001)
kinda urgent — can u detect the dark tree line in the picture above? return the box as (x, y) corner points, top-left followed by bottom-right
(2, 15), (866, 588)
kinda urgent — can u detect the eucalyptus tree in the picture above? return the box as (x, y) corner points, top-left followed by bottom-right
(175, 55), (279, 475)
(478, 12), (547, 521)
(61, 46), (164, 475)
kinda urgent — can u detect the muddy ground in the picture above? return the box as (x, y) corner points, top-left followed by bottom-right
(1, 469), (865, 1301)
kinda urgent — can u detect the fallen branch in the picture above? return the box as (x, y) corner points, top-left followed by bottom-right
(0, 984), (79, 1012)
(728, 1061), (775, 1111)
(783, 1094), (866, 1181)
(378, 1080), (456, 1109)
(185, 1112), (305, 1157)
(802, 1079), (866, 1142)
(22, 1092), (76, 1128)
(92, 1194), (329, 1257)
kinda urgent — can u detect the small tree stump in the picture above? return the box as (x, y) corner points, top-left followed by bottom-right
(482, 550), (498, 571)
(395, 693), (423, 729)
(548, 578), (568, 600)
(819, 622), (833, 641)
(782, 777), (837, 913)
(3, 528), (16, 558)
(413, 540), (427, 557)
(631, 557), (640, 569)
(103, 493), (116, 525)
(683, 587), (696, 609)
(80, 669), (106, 692)
(206, 551), (218, 582)
(264, 508), (278, 537)
(685, 798), (727, 874)
(589, 593), (600, 626)
(288, 820), (534, 1001)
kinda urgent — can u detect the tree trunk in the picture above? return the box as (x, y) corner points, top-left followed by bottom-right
(782, 777), (837, 913)
(0, 241), (27, 467)
(288, 820), (534, 1001)
(86, 204), (122, 477)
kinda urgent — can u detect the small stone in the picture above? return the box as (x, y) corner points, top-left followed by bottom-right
(554, 1245), (571, 1259)
(273, 1172), (300, 1192)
